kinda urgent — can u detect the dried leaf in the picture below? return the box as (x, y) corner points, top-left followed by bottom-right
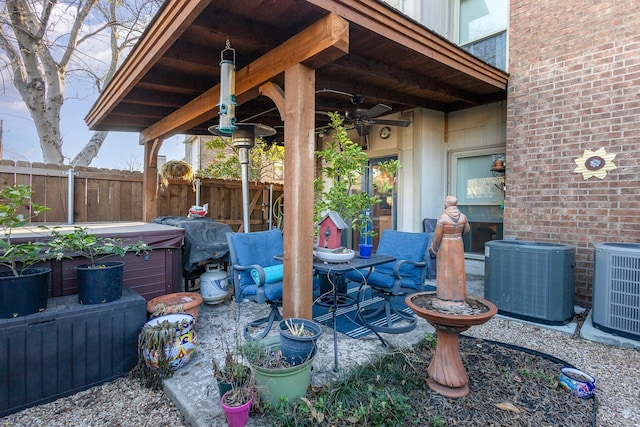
(300, 397), (324, 422)
(495, 402), (521, 413)
(346, 416), (360, 423)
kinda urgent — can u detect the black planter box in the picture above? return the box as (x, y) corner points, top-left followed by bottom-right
(0, 288), (146, 417)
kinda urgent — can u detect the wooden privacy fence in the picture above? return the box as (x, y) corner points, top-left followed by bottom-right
(0, 160), (284, 231)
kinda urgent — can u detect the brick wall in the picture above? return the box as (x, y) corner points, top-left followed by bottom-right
(506, 0), (640, 306)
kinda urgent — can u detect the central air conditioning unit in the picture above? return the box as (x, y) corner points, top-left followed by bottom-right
(484, 240), (576, 325)
(592, 243), (640, 340)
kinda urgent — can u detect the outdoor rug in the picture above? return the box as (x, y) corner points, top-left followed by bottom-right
(312, 282), (436, 339)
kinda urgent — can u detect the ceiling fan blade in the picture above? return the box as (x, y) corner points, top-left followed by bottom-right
(239, 107), (278, 123)
(370, 118), (412, 127)
(362, 104), (392, 119)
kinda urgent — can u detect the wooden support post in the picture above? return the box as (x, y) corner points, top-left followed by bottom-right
(142, 138), (162, 222)
(280, 64), (315, 319)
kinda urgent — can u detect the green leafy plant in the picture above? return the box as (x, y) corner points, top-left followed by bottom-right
(47, 226), (149, 268)
(0, 185), (51, 276)
(314, 112), (379, 242)
(356, 208), (376, 245)
(197, 136), (284, 181)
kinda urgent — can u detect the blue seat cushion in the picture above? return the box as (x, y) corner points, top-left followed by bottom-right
(251, 264), (284, 284)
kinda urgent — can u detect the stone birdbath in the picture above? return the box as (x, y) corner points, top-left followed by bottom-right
(405, 195), (498, 398)
(406, 292), (497, 398)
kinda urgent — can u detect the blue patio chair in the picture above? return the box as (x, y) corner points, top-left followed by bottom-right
(226, 229), (285, 339)
(346, 229), (430, 334)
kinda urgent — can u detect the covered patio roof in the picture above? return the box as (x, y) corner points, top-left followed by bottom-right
(87, 0), (507, 138)
(86, 0), (508, 320)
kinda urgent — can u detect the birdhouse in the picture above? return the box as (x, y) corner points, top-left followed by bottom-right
(316, 211), (349, 249)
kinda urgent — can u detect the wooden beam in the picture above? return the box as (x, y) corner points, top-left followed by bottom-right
(85, 0), (212, 129)
(259, 82), (286, 121)
(142, 139), (162, 222)
(139, 12), (349, 143)
(282, 64), (316, 320)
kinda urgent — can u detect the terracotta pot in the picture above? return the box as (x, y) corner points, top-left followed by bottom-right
(146, 292), (203, 322)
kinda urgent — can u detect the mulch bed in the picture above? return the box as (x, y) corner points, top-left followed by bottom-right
(409, 336), (595, 426)
(261, 334), (595, 426)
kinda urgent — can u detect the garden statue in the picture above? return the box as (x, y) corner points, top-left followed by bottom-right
(406, 195), (497, 398)
(428, 195), (470, 310)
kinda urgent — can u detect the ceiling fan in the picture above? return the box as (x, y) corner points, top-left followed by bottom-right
(317, 89), (412, 136)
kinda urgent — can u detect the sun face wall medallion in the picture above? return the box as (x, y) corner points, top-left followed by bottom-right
(573, 148), (617, 180)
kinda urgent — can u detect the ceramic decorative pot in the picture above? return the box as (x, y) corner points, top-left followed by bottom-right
(558, 367), (595, 398)
(359, 243), (373, 259)
(142, 313), (197, 371)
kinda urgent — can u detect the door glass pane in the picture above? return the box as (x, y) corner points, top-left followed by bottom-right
(360, 157), (397, 250)
(455, 153), (504, 254)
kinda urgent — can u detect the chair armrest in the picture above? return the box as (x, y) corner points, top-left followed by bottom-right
(233, 263), (267, 285)
(392, 259), (426, 277)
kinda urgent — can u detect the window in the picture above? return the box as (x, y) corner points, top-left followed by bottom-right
(459, 0), (508, 70)
(450, 149), (504, 255)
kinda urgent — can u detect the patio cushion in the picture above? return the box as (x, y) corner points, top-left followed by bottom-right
(251, 264), (284, 284)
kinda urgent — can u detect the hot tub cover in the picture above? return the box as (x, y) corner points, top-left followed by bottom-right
(153, 216), (233, 273)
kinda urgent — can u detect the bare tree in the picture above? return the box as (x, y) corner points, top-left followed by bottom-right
(0, 0), (161, 166)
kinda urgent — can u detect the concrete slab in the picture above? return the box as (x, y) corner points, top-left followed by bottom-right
(162, 295), (436, 427)
(580, 309), (640, 350)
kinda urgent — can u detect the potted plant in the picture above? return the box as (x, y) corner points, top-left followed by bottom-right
(220, 385), (254, 427)
(136, 312), (198, 390)
(242, 336), (315, 408)
(278, 317), (322, 365)
(213, 343), (252, 400)
(0, 185), (52, 318)
(47, 226), (149, 304)
(314, 112), (379, 250)
(357, 209), (376, 258)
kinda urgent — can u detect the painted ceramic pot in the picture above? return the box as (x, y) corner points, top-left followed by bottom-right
(558, 367), (595, 398)
(142, 313), (197, 371)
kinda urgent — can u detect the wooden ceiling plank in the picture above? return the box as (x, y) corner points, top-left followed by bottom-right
(331, 53), (482, 105)
(306, 0), (508, 89)
(139, 13), (349, 143)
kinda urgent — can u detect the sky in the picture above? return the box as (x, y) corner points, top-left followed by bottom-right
(0, 1), (185, 171)
(1, 87), (186, 171)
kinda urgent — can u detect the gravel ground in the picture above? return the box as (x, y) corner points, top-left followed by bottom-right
(2, 311), (638, 427)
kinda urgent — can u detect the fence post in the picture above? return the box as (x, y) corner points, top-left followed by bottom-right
(67, 169), (79, 224)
